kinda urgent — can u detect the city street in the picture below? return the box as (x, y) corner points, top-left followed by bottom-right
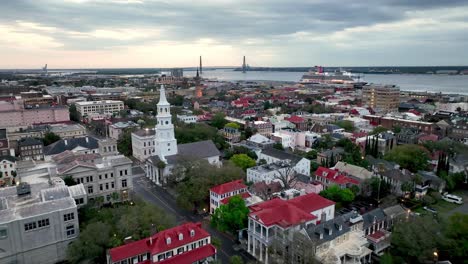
(132, 175), (256, 264)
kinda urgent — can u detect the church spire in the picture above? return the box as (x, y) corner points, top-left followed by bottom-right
(157, 84), (169, 105)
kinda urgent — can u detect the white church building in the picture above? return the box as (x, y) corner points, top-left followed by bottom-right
(142, 85), (221, 185)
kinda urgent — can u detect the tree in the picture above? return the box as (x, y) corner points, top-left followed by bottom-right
(319, 185), (355, 205)
(42, 132), (61, 146)
(229, 255), (244, 264)
(443, 213), (468, 262)
(169, 159), (245, 211)
(391, 215), (446, 263)
(224, 146), (257, 160)
(369, 126), (388, 135)
(63, 175), (77, 186)
(230, 154), (256, 171)
(211, 112), (227, 129)
(384, 145), (429, 172)
(263, 101), (272, 110)
(117, 128), (136, 156)
(225, 122), (241, 130)
(137, 119), (146, 129)
(175, 123), (228, 150)
(305, 149), (318, 160)
(317, 134), (334, 150)
(69, 104), (79, 122)
(335, 120), (355, 132)
(68, 200), (175, 263)
(211, 196), (249, 234)
(273, 142), (284, 150)
(380, 253), (394, 264)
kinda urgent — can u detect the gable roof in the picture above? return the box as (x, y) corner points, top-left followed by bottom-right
(44, 137), (99, 156)
(315, 167), (360, 185)
(249, 193), (335, 228)
(248, 134), (274, 144)
(261, 148), (303, 164)
(210, 179), (247, 195)
(333, 161), (373, 180)
(108, 222), (210, 263)
(165, 140), (220, 164)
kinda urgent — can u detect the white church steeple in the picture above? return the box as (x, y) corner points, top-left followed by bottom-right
(154, 85), (178, 159)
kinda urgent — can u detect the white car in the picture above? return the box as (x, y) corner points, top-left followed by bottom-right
(442, 194), (463, 205)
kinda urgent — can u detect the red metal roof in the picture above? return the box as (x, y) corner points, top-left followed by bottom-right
(315, 167), (360, 185)
(249, 193), (335, 228)
(210, 179), (247, 195)
(159, 244), (216, 264)
(285, 115), (305, 123)
(108, 222), (210, 263)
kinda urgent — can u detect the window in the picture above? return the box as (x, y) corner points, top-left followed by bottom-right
(177, 247), (184, 254)
(66, 225), (75, 237)
(179, 233), (183, 240)
(99, 175), (102, 180)
(64, 213), (75, 222)
(105, 174), (108, 179)
(110, 172), (113, 177)
(0, 229), (7, 239)
(166, 237), (171, 245)
(190, 230), (195, 237)
(125, 169), (128, 175)
(111, 182), (115, 189)
(122, 179), (127, 188)
(24, 222), (37, 231)
(120, 170), (123, 176)
(38, 219), (50, 228)
(75, 198), (84, 205)
(99, 184), (103, 191)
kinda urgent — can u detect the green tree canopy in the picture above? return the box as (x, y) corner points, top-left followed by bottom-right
(229, 255), (244, 264)
(335, 120), (355, 132)
(169, 159), (245, 211)
(319, 185), (355, 205)
(384, 145), (429, 172)
(230, 154), (256, 171)
(211, 195), (249, 234)
(117, 128), (136, 156)
(42, 132), (61, 146)
(175, 123), (228, 150)
(211, 112), (227, 129)
(369, 126), (388, 135)
(69, 104), (79, 122)
(225, 122), (241, 130)
(273, 142), (284, 150)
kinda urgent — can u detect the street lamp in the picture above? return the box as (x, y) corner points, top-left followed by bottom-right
(433, 250), (438, 264)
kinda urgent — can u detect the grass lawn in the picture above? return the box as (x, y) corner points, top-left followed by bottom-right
(414, 198), (460, 217)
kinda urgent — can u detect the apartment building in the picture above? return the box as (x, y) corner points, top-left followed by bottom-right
(0, 181), (85, 264)
(247, 193), (335, 263)
(362, 84), (400, 114)
(18, 137), (44, 161)
(107, 222), (217, 264)
(131, 129), (156, 162)
(209, 179), (249, 214)
(75, 100), (124, 119)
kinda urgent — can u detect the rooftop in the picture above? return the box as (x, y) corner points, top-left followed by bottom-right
(108, 222), (210, 263)
(315, 167), (360, 185)
(210, 179), (247, 195)
(249, 193), (334, 228)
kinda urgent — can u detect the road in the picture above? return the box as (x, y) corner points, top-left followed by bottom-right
(132, 175), (256, 264)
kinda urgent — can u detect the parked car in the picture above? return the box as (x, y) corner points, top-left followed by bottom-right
(442, 194), (463, 205)
(423, 206), (438, 214)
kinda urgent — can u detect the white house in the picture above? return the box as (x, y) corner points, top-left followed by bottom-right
(209, 179), (249, 214)
(258, 148), (311, 176)
(0, 155), (17, 186)
(131, 129), (156, 162)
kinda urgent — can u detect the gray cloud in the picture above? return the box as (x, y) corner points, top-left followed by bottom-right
(1, 0), (468, 66)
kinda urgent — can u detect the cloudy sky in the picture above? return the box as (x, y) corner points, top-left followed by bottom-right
(1, 0), (468, 68)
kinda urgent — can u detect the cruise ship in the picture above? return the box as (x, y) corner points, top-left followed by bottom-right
(299, 66), (359, 84)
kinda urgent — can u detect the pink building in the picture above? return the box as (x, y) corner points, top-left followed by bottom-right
(0, 105), (70, 130)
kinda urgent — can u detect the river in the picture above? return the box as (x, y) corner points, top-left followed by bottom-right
(185, 69), (468, 95)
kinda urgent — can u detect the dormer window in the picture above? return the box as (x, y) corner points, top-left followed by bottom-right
(178, 233), (183, 241)
(190, 230), (195, 237)
(166, 237), (171, 245)
(339, 224), (343, 231)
